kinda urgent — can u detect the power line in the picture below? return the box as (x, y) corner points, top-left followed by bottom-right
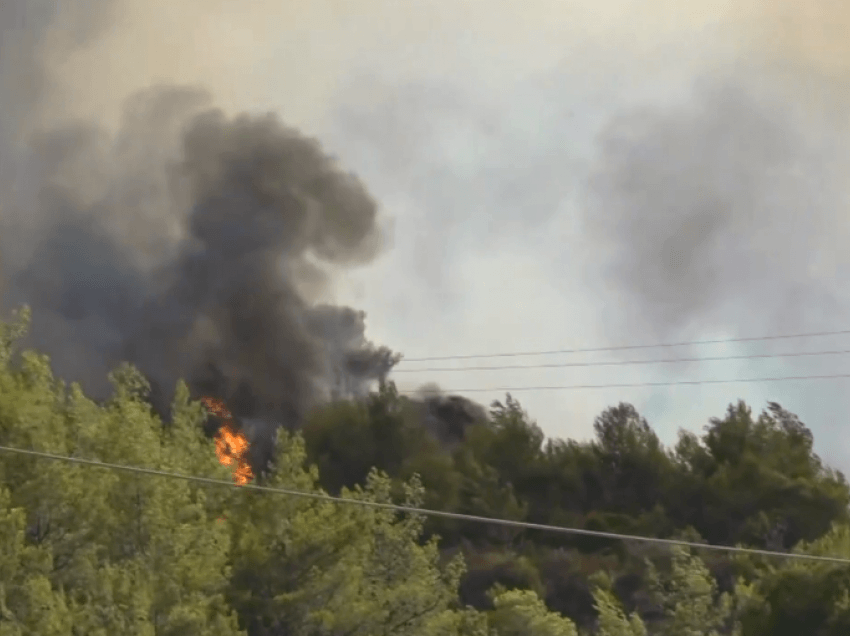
(399, 328), (850, 363)
(1, 444), (849, 565)
(395, 372), (850, 394)
(393, 348), (850, 373)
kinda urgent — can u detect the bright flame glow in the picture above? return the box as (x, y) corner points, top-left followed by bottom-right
(201, 396), (254, 486)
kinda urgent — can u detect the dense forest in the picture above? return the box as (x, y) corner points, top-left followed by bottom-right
(3, 307), (850, 636)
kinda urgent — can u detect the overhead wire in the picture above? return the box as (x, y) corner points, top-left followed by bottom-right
(1, 443), (850, 565)
(393, 347), (850, 373)
(398, 328), (850, 362)
(395, 372), (850, 393)
(5, 329), (850, 563)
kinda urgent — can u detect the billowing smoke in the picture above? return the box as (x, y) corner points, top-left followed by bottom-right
(6, 0), (850, 471)
(410, 383), (488, 448)
(0, 1), (397, 437)
(305, 305), (401, 400)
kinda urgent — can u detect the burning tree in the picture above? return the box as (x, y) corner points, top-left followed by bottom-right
(201, 396), (254, 485)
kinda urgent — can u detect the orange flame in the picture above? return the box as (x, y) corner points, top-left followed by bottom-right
(201, 396), (254, 486)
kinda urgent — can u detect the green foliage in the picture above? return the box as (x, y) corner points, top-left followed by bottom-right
(302, 383), (434, 494)
(459, 550), (545, 610)
(300, 386), (850, 632)
(591, 403), (674, 516)
(482, 395), (546, 482)
(487, 587), (578, 636)
(736, 523), (850, 636)
(0, 306), (29, 369)
(5, 309), (850, 636)
(224, 435), (466, 636)
(0, 487), (73, 636)
(682, 401), (849, 548)
(645, 547), (740, 636)
(0, 334), (242, 634)
(592, 587), (647, 636)
(0, 318), (469, 635)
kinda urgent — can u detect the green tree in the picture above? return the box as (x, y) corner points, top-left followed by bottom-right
(737, 523), (850, 636)
(0, 313), (243, 635)
(481, 395), (546, 487)
(645, 547), (740, 636)
(302, 382), (434, 494)
(592, 586), (647, 636)
(678, 401), (849, 548)
(0, 487), (74, 636)
(223, 430), (466, 636)
(591, 403), (675, 516)
(487, 587), (578, 636)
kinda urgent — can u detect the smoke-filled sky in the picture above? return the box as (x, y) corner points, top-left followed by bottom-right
(2, 0), (850, 468)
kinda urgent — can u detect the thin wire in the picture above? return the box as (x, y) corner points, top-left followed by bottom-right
(399, 328), (850, 362)
(1, 444), (849, 565)
(396, 372), (850, 393)
(393, 348), (850, 373)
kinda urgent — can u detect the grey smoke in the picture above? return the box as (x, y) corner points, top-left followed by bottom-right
(582, 75), (850, 343)
(409, 383), (488, 448)
(421, 394), (488, 448)
(0, 1), (397, 433)
(305, 304), (401, 399)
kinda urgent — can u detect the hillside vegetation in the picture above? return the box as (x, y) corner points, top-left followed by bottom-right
(2, 308), (850, 636)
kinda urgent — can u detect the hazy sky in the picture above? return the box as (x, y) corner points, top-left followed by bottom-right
(4, 0), (850, 468)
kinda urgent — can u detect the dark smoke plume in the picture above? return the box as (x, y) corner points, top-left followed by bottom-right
(411, 383), (488, 448)
(0, 2), (397, 437)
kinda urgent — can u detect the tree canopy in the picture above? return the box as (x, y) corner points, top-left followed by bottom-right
(2, 306), (850, 635)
